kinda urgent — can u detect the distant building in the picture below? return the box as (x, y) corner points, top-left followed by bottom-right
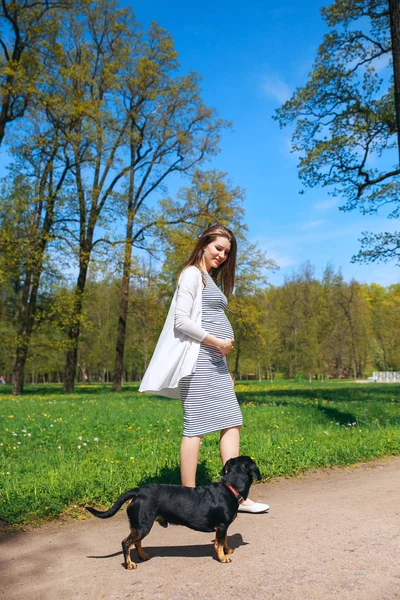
(369, 372), (400, 383)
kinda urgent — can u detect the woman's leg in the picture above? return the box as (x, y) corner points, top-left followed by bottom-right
(219, 426), (240, 465)
(219, 426), (254, 506)
(180, 435), (202, 487)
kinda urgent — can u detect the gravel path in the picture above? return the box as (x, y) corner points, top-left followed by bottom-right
(1, 457), (400, 600)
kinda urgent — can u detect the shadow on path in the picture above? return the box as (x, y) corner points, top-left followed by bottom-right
(87, 533), (246, 563)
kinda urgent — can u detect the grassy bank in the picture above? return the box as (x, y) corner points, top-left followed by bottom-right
(1, 380), (399, 525)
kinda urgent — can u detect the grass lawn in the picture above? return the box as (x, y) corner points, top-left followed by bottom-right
(1, 380), (399, 526)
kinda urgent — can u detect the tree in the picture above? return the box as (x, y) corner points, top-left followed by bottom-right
(0, 0), (80, 146)
(49, 0), (144, 392)
(157, 169), (246, 285)
(276, 0), (400, 265)
(39, 0), (227, 392)
(124, 261), (166, 381)
(331, 277), (371, 378)
(77, 275), (119, 382)
(111, 27), (227, 391)
(0, 113), (71, 394)
(267, 264), (321, 380)
(319, 264), (348, 378)
(365, 282), (400, 369)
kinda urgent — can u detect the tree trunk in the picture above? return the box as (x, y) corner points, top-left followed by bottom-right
(0, 91), (10, 147)
(11, 343), (29, 395)
(10, 150), (65, 394)
(112, 238), (132, 391)
(11, 252), (44, 394)
(11, 273), (33, 394)
(0, 66), (22, 147)
(63, 264), (88, 392)
(64, 344), (78, 391)
(112, 139), (135, 392)
(389, 0), (400, 163)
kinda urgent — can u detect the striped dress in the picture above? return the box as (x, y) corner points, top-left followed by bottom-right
(178, 272), (243, 436)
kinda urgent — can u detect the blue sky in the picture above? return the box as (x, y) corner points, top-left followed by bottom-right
(125, 0), (399, 287)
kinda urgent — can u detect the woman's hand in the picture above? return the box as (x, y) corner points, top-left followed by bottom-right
(202, 334), (235, 356)
(218, 338), (235, 356)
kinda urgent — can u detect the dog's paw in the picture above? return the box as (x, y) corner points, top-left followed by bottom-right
(225, 547), (234, 555)
(219, 556), (232, 563)
(125, 562), (137, 570)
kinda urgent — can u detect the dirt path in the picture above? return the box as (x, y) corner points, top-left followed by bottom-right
(1, 457), (400, 600)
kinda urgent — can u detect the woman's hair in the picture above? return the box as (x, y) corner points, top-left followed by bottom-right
(182, 224), (237, 297)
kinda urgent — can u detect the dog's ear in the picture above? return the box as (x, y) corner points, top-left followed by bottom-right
(220, 458), (233, 476)
(248, 460), (262, 481)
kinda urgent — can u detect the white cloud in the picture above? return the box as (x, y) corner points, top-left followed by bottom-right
(252, 234), (297, 270)
(300, 220), (324, 230)
(313, 198), (339, 211)
(261, 75), (291, 104)
(251, 215), (399, 287)
(268, 250), (297, 269)
(341, 261), (400, 288)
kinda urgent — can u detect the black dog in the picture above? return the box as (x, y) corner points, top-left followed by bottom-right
(86, 455), (262, 569)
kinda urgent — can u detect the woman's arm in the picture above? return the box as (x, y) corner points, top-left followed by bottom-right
(174, 268), (208, 341)
(174, 268), (234, 356)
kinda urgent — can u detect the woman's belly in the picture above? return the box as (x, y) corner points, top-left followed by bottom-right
(201, 313), (234, 339)
(200, 313), (234, 364)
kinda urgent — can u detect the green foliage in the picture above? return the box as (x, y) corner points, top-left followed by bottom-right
(158, 169), (248, 284)
(275, 0), (400, 264)
(365, 282), (400, 370)
(2, 260), (399, 384)
(0, 0), (82, 143)
(0, 380), (399, 525)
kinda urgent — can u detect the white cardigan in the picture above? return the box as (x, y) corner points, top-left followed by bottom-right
(139, 266), (208, 398)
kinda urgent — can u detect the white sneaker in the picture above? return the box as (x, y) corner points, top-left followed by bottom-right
(238, 502), (270, 513)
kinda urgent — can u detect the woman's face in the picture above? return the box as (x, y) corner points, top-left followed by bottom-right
(202, 235), (231, 271)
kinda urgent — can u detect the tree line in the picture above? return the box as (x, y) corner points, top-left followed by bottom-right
(1, 258), (399, 383)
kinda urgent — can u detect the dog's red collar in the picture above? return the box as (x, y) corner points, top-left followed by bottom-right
(223, 482), (245, 504)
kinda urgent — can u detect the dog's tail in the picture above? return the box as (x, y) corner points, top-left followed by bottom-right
(85, 488), (139, 519)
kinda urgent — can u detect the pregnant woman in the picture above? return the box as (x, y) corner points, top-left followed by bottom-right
(140, 224), (269, 513)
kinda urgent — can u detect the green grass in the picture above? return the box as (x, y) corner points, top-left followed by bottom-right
(1, 380), (399, 526)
